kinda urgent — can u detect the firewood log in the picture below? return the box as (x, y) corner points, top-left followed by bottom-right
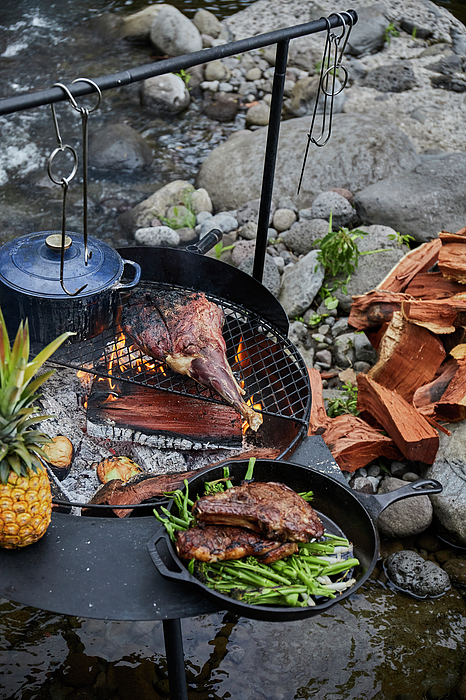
(348, 290), (411, 332)
(438, 228), (466, 284)
(404, 271), (466, 300)
(401, 295), (466, 334)
(357, 374), (439, 464)
(367, 312), (446, 402)
(376, 239), (442, 293)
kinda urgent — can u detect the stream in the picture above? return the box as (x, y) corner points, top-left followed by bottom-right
(1, 0), (466, 698)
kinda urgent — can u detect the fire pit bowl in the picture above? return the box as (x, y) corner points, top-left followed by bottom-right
(148, 458), (442, 622)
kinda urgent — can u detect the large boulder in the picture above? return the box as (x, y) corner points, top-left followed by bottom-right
(354, 153), (466, 242)
(150, 5), (202, 57)
(89, 123), (153, 172)
(140, 74), (190, 114)
(196, 113), (420, 211)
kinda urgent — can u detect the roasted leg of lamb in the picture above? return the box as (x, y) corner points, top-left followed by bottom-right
(193, 481), (324, 542)
(175, 524), (298, 564)
(122, 289), (262, 432)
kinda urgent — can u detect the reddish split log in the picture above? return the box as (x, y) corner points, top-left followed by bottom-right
(401, 295), (466, 334)
(426, 358), (466, 423)
(357, 374), (439, 464)
(376, 239), (442, 293)
(413, 358), (459, 414)
(348, 290), (411, 332)
(87, 378), (243, 447)
(367, 312), (446, 402)
(438, 228), (466, 284)
(404, 271), (466, 300)
(307, 368), (402, 472)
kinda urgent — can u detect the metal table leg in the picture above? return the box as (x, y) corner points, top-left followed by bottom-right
(163, 618), (189, 700)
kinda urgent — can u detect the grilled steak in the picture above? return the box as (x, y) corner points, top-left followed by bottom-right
(122, 289), (262, 432)
(193, 481), (324, 542)
(175, 524), (298, 563)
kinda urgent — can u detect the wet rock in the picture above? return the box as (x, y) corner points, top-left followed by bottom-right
(362, 62), (417, 92)
(238, 254), (281, 297)
(204, 93), (240, 122)
(59, 652), (100, 688)
(134, 226), (180, 247)
(279, 219), (328, 255)
(140, 74), (190, 114)
(278, 250), (325, 317)
(443, 559), (466, 590)
(89, 123), (153, 172)
(385, 550), (451, 598)
(310, 191), (358, 230)
(196, 114), (420, 212)
(150, 5), (202, 56)
(193, 9), (222, 39)
(377, 477), (433, 538)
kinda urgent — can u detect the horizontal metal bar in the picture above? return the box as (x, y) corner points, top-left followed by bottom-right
(0, 10), (357, 116)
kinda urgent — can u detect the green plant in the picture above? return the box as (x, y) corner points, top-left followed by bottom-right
(384, 22), (400, 45)
(411, 25), (418, 39)
(315, 219), (367, 291)
(327, 381), (359, 418)
(159, 189), (196, 230)
(387, 231), (415, 247)
(214, 241), (236, 259)
(175, 69), (191, 88)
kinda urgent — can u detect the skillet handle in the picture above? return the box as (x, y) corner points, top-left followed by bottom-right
(147, 532), (193, 584)
(360, 478), (443, 522)
(186, 228), (223, 255)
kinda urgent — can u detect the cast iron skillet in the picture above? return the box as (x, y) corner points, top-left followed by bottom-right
(147, 459), (443, 622)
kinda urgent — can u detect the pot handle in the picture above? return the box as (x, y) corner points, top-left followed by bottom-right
(359, 478), (443, 522)
(147, 531), (193, 584)
(117, 260), (142, 289)
(186, 228), (223, 255)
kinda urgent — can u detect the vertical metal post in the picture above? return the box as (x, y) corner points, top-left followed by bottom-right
(163, 618), (189, 700)
(253, 38), (290, 283)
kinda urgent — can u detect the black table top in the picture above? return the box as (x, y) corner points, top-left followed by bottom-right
(0, 513), (220, 620)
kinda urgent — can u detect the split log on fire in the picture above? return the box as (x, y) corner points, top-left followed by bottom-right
(367, 311), (446, 402)
(376, 239), (443, 293)
(356, 374), (439, 464)
(438, 228), (466, 284)
(307, 368), (402, 472)
(122, 288), (262, 432)
(414, 358), (466, 424)
(401, 295), (466, 334)
(348, 290), (411, 332)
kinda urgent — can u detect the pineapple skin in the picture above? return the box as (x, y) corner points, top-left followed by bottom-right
(0, 463), (52, 549)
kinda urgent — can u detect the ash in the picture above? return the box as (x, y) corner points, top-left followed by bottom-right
(38, 364), (240, 515)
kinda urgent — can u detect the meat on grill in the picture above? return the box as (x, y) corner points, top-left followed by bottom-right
(175, 524), (298, 564)
(192, 481), (324, 542)
(122, 289), (262, 432)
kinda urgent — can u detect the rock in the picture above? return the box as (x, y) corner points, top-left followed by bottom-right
(238, 254), (281, 297)
(377, 477), (433, 538)
(140, 74), (190, 114)
(354, 153), (466, 243)
(192, 9), (222, 39)
(272, 208), (297, 233)
(190, 188), (212, 214)
(345, 3), (389, 57)
(150, 5), (202, 57)
(362, 62), (417, 92)
(278, 250), (325, 318)
(385, 550), (451, 598)
(245, 101), (270, 126)
(443, 559), (466, 589)
(231, 239), (256, 267)
(353, 332), (377, 364)
(89, 123), (153, 172)
(333, 333), (356, 369)
(287, 75), (346, 117)
(351, 476), (376, 494)
(196, 114), (420, 212)
(134, 226), (180, 247)
(288, 320), (315, 368)
(353, 224), (404, 252)
(119, 180), (194, 232)
(204, 93), (240, 122)
(205, 60), (230, 82)
(118, 5), (163, 42)
(330, 187), (354, 205)
(425, 422), (466, 547)
(310, 191), (358, 230)
(236, 199), (275, 227)
(238, 221), (258, 240)
(198, 212), (238, 237)
(280, 219), (328, 256)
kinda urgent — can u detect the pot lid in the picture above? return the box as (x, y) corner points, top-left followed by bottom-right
(0, 231), (124, 299)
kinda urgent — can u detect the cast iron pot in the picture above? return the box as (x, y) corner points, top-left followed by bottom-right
(148, 459), (443, 622)
(0, 230), (141, 345)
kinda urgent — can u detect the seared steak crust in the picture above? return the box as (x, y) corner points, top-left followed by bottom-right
(122, 289), (262, 431)
(175, 524), (298, 563)
(192, 481), (324, 542)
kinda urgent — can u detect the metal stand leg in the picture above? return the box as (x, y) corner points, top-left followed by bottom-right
(163, 618), (189, 700)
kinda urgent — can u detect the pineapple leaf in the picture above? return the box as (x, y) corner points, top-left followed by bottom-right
(23, 331), (75, 385)
(0, 460), (9, 485)
(7, 452), (22, 476)
(11, 442), (33, 470)
(8, 321), (26, 376)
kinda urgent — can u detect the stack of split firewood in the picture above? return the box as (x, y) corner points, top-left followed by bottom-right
(308, 227), (466, 473)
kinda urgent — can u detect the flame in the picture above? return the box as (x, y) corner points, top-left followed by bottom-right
(234, 336), (250, 371)
(242, 396), (263, 434)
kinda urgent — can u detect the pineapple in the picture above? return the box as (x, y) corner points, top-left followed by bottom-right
(0, 309), (72, 549)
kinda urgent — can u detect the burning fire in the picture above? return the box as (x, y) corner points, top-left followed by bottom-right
(234, 336), (250, 371)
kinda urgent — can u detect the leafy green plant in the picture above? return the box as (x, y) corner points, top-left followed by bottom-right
(327, 381), (359, 418)
(159, 189), (196, 230)
(214, 241), (236, 259)
(384, 22), (400, 45)
(411, 25), (418, 39)
(387, 231), (415, 247)
(175, 69), (191, 88)
(315, 222), (367, 291)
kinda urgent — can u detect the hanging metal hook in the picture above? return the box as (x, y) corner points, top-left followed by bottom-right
(48, 84), (87, 297)
(297, 13), (354, 195)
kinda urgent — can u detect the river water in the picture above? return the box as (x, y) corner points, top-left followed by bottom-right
(1, 1), (466, 699)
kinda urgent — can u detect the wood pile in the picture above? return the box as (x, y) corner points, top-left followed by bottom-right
(308, 227), (466, 472)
